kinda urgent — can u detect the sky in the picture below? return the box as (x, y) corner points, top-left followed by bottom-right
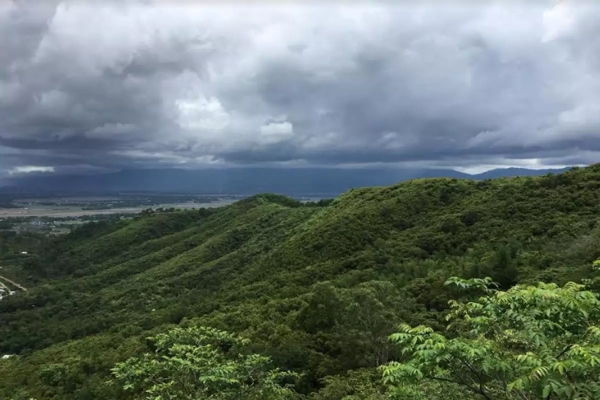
(0, 0), (599, 177)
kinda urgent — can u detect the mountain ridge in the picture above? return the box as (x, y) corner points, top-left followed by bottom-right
(0, 166), (573, 195)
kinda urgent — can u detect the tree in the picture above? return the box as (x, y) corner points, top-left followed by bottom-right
(297, 281), (414, 372)
(308, 369), (387, 400)
(382, 275), (600, 400)
(111, 326), (299, 400)
(489, 245), (518, 289)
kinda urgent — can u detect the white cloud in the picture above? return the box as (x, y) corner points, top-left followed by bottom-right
(9, 166), (55, 175)
(259, 121), (294, 144)
(542, 1), (577, 43)
(176, 96), (231, 134)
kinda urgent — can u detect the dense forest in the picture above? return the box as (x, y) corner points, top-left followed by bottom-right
(2, 165), (600, 399)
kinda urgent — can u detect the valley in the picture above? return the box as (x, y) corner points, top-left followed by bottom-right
(0, 195), (240, 218)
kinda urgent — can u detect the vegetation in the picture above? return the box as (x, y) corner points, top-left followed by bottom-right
(0, 220), (15, 230)
(2, 165), (600, 399)
(0, 231), (46, 261)
(112, 326), (299, 400)
(382, 274), (600, 399)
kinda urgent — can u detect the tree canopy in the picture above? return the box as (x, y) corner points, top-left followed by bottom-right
(111, 326), (299, 400)
(3, 165), (600, 399)
(382, 273), (600, 400)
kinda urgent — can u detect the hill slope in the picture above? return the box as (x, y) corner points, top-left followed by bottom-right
(1, 165), (600, 399)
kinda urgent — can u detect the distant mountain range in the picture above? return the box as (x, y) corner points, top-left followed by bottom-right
(0, 166), (573, 196)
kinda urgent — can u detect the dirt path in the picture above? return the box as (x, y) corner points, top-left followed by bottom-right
(0, 280), (10, 292)
(0, 275), (27, 292)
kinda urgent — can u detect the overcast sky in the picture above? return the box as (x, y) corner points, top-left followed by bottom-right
(0, 0), (599, 177)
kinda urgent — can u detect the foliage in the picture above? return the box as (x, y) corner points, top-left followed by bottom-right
(111, 326), (299, 400)
(3, 165), (600, 399)
(382, 274), (600, 399)
(308, 369), (387, 400)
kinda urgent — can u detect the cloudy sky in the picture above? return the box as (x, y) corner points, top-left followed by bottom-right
(0, 0), (599, 177)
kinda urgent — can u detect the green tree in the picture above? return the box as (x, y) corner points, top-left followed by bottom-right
(308, 369), (387, 400)
(489, 246), (518, 289)
(111, 326), (299, 400)
(382, 276), (600, 400)
(297, 281), (414, 372)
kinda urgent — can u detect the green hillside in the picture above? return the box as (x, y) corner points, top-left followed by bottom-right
(2, 165), (600, 399)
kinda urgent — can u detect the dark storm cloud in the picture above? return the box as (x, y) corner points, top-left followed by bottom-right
(1, 0), (600, 176)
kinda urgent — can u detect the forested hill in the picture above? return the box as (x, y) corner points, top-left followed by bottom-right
(2, 165), (600, 399)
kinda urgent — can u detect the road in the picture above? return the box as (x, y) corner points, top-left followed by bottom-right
(0, 275), (27, 292)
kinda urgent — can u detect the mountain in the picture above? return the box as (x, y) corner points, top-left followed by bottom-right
(472, 166), (572, 179)
(0, 166), (572, 195)
(0, 164), (598, 399)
